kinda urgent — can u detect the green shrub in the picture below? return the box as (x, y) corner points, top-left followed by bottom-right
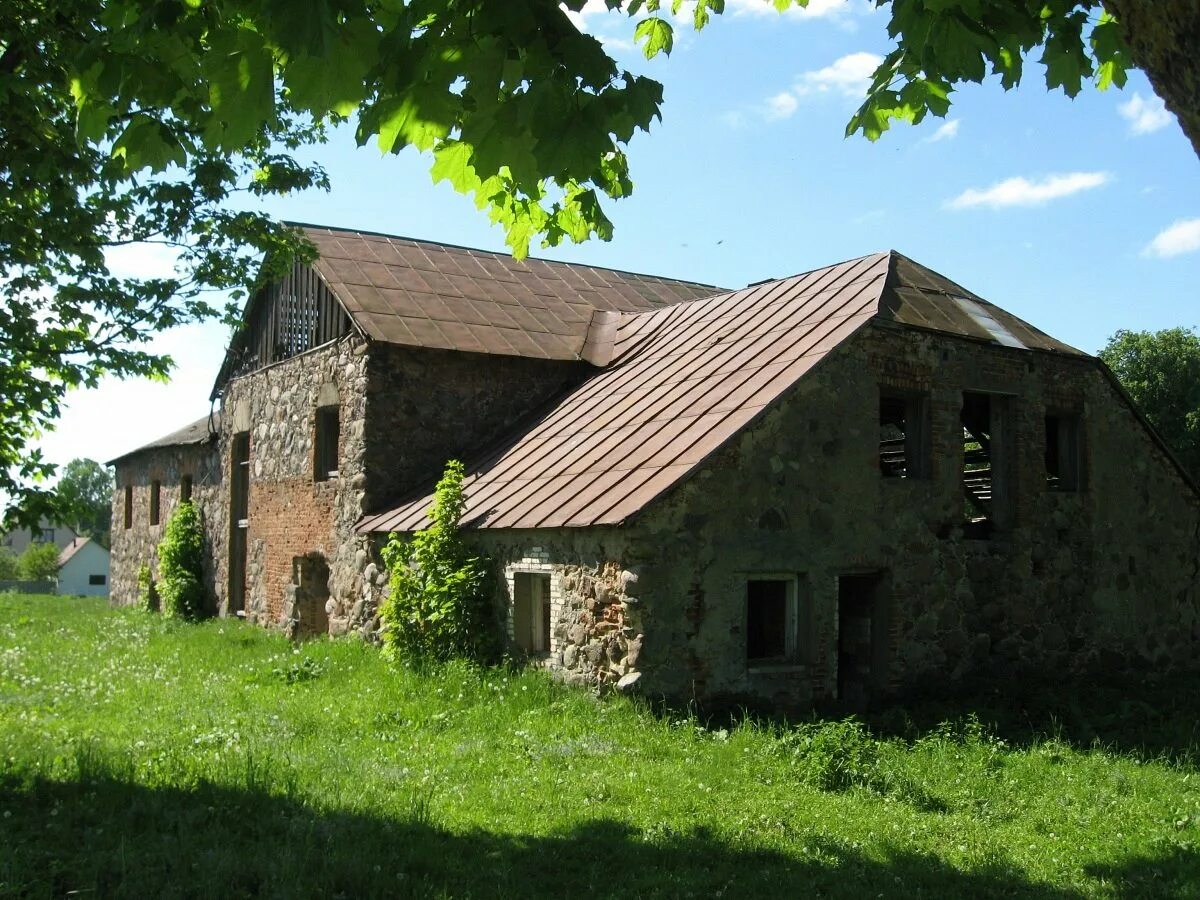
(18, 541), (60, 581)
(136, 563), (158, 612)
(379, 460), (499, 665)
(157, 501), (207, 620)
(0, 548), (18, 580)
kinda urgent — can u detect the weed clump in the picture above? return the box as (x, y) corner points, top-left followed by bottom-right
(136, 563), (157, 612)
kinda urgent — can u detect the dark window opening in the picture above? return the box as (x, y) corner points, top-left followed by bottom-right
(1045, 413), (1083, 491)
(746, 578), (800, 663)
(88, 574), (107, 586)
(513, 572), (552, 653)
(181, 475), (193, 503)
(149, 481), (161, 526)
(879, 390), (930, 478)
(34, 528), (54, 544)
(123, 486), (133, 529)
(961, 392), (1010, 538)
(314, 406), (340, 482)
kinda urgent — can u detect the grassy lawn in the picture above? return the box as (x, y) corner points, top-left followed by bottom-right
(0, 595), (1197, 898)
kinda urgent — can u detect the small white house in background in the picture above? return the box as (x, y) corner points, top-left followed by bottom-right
(57, 537), (110, 597)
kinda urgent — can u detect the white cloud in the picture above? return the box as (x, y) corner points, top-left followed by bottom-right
(763, 91), (799, 121)
(923, 119), (960, 143)
(104, 242), (181, 281)
(1118, 92), (1174, 136)
(795, 51), (882, 98)
(946, 172), (1111, 210)
(1143, 218), (1200, 259)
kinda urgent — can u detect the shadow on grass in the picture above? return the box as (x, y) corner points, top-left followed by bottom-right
(862, 669), (1200, 764)
(1, 762), (1195, 899)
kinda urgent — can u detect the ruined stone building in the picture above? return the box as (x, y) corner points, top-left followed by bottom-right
(109, 224), (1200, 709)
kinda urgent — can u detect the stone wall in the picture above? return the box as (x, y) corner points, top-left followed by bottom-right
(218, 336), (368, 633)
(469, 529), (645, 691)
(362, 345), (587, 512)
(622, 322), (1200, 710)
(109, 437), (222, 608)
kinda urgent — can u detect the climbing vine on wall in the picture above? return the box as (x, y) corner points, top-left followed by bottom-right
(157, 501), (207, 621)
(380, 460), (498, 664)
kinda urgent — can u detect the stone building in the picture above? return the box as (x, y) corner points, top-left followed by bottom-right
(109, 225), (1200, 709)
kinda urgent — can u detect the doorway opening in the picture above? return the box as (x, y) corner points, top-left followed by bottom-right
(228, 432), (250, 615)
(837, 572), (887, 710)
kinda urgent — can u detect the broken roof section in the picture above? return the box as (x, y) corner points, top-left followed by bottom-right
(296, 224), (724, 361)
(359, 251), (1087, 534)
(107, 412), (220, 465)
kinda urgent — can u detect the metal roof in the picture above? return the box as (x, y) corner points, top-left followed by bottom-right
(108, 412), (219, 465)
(359, 251), (1089, 534)
(295, 224), (724, 361)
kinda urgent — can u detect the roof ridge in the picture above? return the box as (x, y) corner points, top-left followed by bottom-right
(283, 220), (726, 291)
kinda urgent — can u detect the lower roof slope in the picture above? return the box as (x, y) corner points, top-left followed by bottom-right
(108, 412), (220, 466)
(360, 250), (1088, 534)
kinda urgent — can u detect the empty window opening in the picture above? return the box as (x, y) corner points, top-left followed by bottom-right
(89, 574), (107, 586)
(1045, 413), (1083, 491)
(123, 486), (133, 529)
(879, 390), (930, 478)
(513, 573), (552, 654)
(35, 528), (55, 544)
(149, 481), (161, 526)
(961, 392), (1010, 538)
(181, 475), (193, 503)
(314, 406), (340, 482)
(837, 572), (887, 710)
(747, 576), (809, 665)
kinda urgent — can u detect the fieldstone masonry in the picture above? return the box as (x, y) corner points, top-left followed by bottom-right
(109, 256), (1200, 713)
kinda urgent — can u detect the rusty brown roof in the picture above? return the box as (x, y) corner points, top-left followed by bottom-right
(294, 224), (723, 361)
(108, 412), (220, 465)
(359, 250), (1089, 534)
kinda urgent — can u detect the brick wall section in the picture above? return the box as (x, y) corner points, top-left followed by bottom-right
(218, 336), (369, 631)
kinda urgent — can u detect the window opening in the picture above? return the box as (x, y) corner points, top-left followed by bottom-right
(123, 486), (133, 529)
(513, 572), (552, 653)
(746, 577), (808, 665)
(879, 390), (929, 478)
(314, 406), (340, 482)
(149, 481), (161, 526)
(89, 574), (107, 586)
(181, 475), (193, 503)
(961, 392), (1009, 538)
(1045, 413), (1083, 491)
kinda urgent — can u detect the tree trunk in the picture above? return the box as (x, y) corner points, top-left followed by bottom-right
(1104, 0), (1200, 158)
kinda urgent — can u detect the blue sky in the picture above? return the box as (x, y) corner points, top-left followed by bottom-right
(38, 0), (1200, 476)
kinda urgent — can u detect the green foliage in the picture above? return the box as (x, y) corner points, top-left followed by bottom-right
(136, 563), (157, 613)
(17, 542), (60, 582)
(157, 501), (207, 621)
(845, 1), (1132, 141)
(777, 718), (882, 792)
(0, 548), (19, 581)
(379, 461), (498, 665)
(55, 459), (114, 546)
(1100, 327), (1200, 479)
(3, 594), (1200, 897)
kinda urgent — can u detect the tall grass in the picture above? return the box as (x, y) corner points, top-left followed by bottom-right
(0, 594), (1196, 898)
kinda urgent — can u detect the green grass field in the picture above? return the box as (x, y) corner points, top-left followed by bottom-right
(0, 595), (1197, 898)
